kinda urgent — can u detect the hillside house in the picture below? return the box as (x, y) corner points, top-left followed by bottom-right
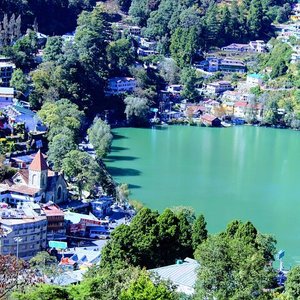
(201, 114), (221, 127)
(206, 81), (233, 94)
(247, 73), (264, 86)
(0, 87), (14, 108)
(105, 77), (136, 96)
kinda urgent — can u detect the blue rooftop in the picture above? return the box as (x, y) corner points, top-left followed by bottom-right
(248, 73), (263, 79)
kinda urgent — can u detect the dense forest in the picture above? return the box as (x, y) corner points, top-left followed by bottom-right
(0, 0), (96, 34)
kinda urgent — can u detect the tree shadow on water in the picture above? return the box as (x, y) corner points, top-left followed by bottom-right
(112, 133), (128, 140)
(106, 155), (138, 162)
(107, 166), (141, 177)
(110, 146), (129, 152)
(128, 184), (141, 189)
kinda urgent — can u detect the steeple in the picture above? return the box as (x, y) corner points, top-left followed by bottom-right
(28, 150), (48, 191)
(29, 150), (48, 171)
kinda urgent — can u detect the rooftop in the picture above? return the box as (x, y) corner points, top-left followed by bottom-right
(42, 204), (64, 217)
(29, 150), (48, 171)
(248, 73), (264, 79)
(149, 258), (199, 295)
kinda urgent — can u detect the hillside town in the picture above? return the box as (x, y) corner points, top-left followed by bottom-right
(0, 0), (300, 299)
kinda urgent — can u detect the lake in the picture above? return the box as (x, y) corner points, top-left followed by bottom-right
(105, 125), (300, 267)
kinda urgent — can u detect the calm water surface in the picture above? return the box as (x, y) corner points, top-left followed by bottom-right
(105, 126), (300, 266)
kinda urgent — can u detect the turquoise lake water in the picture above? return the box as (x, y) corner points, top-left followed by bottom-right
(106, 125), (300, 267)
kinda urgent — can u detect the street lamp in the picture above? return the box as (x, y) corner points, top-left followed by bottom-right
(14, 237), (22, 259)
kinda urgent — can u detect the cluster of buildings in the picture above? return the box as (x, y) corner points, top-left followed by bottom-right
(0, 150), (122, 261)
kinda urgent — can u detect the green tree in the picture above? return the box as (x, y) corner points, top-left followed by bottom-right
(29, 251), (58, 278)
(285, 265), (300, 299)
(43, 36), (63, 62)
(62, 150), (101, 198)
(87, 117), (112, 158)
(194, 221), (277, 299)
(124, 96), (149, 125)
(180, 68), (198, 101)
(47, 130), (77, 171)
(10, 68), (28, 95)
(120, 270), (178, 300)
(192, 214), (208, 251)
(38, 99), (84, 142)
(107, 38), (135, 74)
(248, 0), (264, 38)
(12, 284), (70, 300)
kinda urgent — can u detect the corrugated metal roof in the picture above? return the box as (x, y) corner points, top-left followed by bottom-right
(149, 258), (199, 290)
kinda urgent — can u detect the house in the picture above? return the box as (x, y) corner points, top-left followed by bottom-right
(221, 40), (267, 53)
(128, 26), (141, 35)
(0, 87), (14, 108)
(219, 59), (246, 73)
(139, 38), (157, 50)
(234, 101), (248, 118)
(222, 90), (242, 102)
(291, 45), (300, 64)
(105, 77), (137, 96)
(62, 32), (75, 44)
(42, 203), (66, 241)
(206, 81), (232, 94)
(0, 61), (15, 87)
(0, 150), (68, 205)
(249, 40), (267, 53)
(149, 258), (199, 295)
(137, 48), (158, 56)
(221, 43), (250, 52)
(0, 204), (47, 259)
(185, 105), (206, 118)
(290, 14), (300, 22)
(4, 103), (44, 132)
(246, 73), (264, 86)
(201, 114), (221, 127)
(167, 85), (183, 94)
(222, 101), (235, 116)
(90, 196), (113, 219)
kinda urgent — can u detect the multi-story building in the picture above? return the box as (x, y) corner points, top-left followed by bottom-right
(0, 87), (14, 109)
(42, 203), (66, 241)
(0, 60), (16, 87)
(206, 81), (233, 94)
(0, 204), (47, 259)
(195, 57), (246, 73)
(105, 77), (137, 96)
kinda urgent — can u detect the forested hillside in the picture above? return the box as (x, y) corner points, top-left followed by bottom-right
(0, 0), (96, 34)
(124, 0), (294, 52)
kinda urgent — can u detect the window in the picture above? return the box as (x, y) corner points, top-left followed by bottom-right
(57, 186), (62, 200)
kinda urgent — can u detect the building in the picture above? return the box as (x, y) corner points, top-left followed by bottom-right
(0, 60), (15, 87)
(105, 77), (137, 96)
(199, 57), (246, 73)
(0, 87), (14, 109)
(166, 85), (183, 94)
(206, 81), (232, 94)
(0, 204), (47, 259)
(0, 150), (68, 205)
(221, 43), (250, 52)
(137, 48), (158, 57)
(201, 114), (221, 127)
(246, 73), (264, 86)
(221, 40), (267, 53)
(249, 40), (267, 53)
(42, 203), (66, 241)
(90, 196), (113, 219)
(4, 103), (41, 132)
(139, 38), (157, 50)
(291, 45), (300, 64)
(149, 258), (199, 295)
(233, 101), (248, 118)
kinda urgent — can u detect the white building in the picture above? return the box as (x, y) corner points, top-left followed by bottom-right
(0, 204), (47, 259)
(246, 73), (264, 86)
(105, 77), (137, 96)
(291, 45), (300, 64)
(206, 81), (232, 94)
(139, 38), (157, 50)
(0, 87), (14, 109)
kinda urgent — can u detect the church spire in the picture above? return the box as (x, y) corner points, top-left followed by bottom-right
(29, 150), (48, 171)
